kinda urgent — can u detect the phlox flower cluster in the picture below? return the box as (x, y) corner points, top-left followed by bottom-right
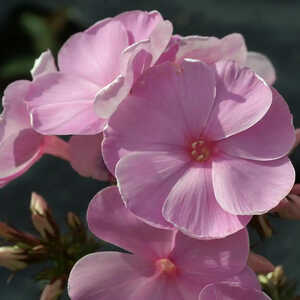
(0, 10), (295, 299)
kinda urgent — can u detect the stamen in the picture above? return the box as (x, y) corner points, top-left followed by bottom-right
(156, 258), (177, 275)
(190, 139), (211, 162)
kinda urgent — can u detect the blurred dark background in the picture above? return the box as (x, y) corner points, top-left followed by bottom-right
(0, 0), (300, 299)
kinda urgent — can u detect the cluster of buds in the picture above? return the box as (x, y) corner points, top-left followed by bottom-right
(0, 193), (101, 299)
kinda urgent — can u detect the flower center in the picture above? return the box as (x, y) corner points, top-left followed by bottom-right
(190, 140), (211, 162)
(155, 258), (177, 276)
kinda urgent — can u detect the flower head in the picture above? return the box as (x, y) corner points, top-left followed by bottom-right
(0, 50), (70, 188)
(26, 11), (172, 135)
(68, 186), (249, 300)
(103, 59), (295, 238)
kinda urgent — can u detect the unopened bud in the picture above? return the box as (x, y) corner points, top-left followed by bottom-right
(0, 246), (27, 271)
(67, 212), (82, 231)
(271, 266), (286, 286)
(40, 276), (66, 300)
(274, 191), (300, 220)
(30, 193), (59, 240)
(257, 215), (272, 238)
(290, 128), (300, 153)
(0, 222), (40, 246)
(248, 251), (275, 274)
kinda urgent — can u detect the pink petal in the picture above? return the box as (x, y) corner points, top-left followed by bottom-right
(31, 50), (57, 79)
(225, 267), (261, 290)
(87, 186), (176, 259)
(162, 163), (251, 239)
(94, 42), (152, 119)
(69, 134), (109, 181)
(199, 278), (270, 300)
(1, 80), (32, 130)
(27, 73), (104, 135)
(204, 60), (272, 140)
(218, 88), (295, 160)
(114, 10), (164, 43)
(170, 229), (249, 285)
(68, 252), (155, 300)
(116, 151), (190, 229)
(131, 274), (201, 300)
(132, 59), (216, 139)
(102, 60), (216, 173)
(246, 51), (276, 85)
(212, 153), (295, 215)
(94, 20), (172, 119)
(58, 21), (128, 86)
(0, 130), (43, 180)
(176, 33), (247, 65)
(0, 81), (44, 185)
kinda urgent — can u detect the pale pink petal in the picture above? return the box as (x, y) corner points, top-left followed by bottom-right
(58, 21), (128, 86)
(170, 229), (249, 285)
(116, 151), (190, 229)
(68, 252), (155, 300)
(69, 134), (109, 181)
(31, 49), (57, 79)
(156, 35), (181, 64)
(30, 101), (106, 135)
(204, 60), (272, 140)
(94, 21), (172, 119)
(87, 186), (176, 259)
(0, 130), (43, 180)
(0, 81), (44, 185)
(27, 73), (104, 135)
(1, 80), (31, 130)
(94, 42), (152, 119)
(199, 279), (270, 300)
(163, 163), (251, 239)
(102, 60), (216, 173)
(176, 33), (247, 65)
(218, 88), (295, 160)
(225, 267), (261, 290)
(131, 274), (201, 300)
(132, 60), (215, 139)
(212, 153), (295, 215)
(84, 17), (112, 34)
(114, 10), (163, 42)
(246, 51), (276, 85)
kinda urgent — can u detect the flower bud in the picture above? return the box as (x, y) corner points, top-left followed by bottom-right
(247, 251), (274, 274)
(272, 184), (300, 220)
(0, 246), (27, 271)
(269, 265), (286, 286)
(67, 212), (82, 231)
(40, 276), (66, 300)
(0, 222), (40, 246)
(251, 215), (273, 238)
(30, 192), (59, 240)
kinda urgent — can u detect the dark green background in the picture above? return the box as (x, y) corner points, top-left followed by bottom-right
(0, 0), (300, 299)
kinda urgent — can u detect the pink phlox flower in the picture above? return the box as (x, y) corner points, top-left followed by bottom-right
(199, 267), (271, 300)
(102, 59), (295, 239)
(26, 10), (173, 135)
(158, 33), (276, 85)
(68, 186), (249, 300)
(0, 50), (69, 188)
